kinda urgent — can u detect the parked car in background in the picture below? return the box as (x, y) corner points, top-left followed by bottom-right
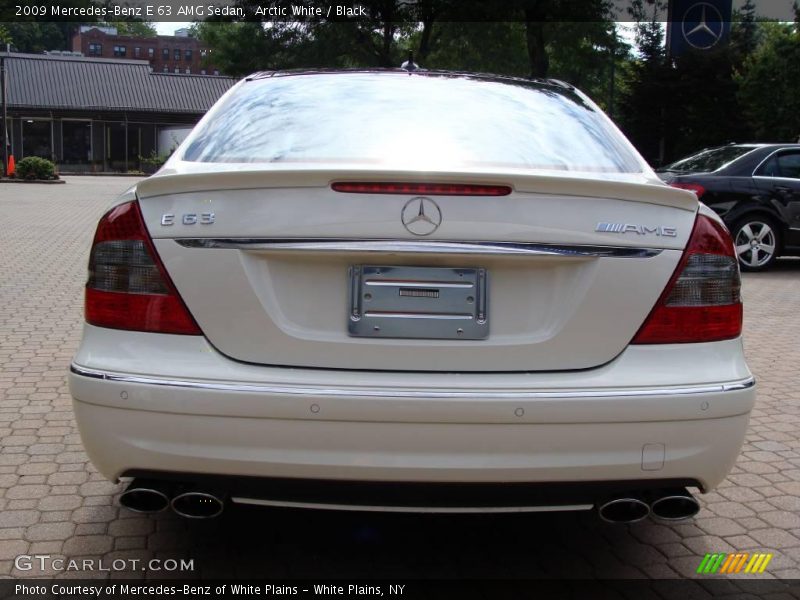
(658, 144), (800, 271)
(69, 70), (754, 524)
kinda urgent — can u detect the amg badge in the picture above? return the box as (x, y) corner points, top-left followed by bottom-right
(596, 223), (677, 237)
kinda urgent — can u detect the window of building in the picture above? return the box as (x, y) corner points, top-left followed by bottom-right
(200, 49), (208, 58)
(162, 48), (169, 60)
(174, 67), (180, 73)
(148, 48), (154, 58)
(163, 66), (168, 73)
(113, 45), (127, 57)
(21, 119), (52, 160)
(200, 69), (206, 75)
(213, 70), (219, 76)
(185, 67), (191, 74)
(174, 49), (181, 61)
(134, 47), (141, 58)
(62, 120), (91, 165)
(88, 43), (102, 56)
(185, 49), (193, 61)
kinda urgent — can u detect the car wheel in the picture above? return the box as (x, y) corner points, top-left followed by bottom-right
(732, 217), (780, 271)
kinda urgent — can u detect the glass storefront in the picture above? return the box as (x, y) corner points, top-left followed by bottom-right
(61, 120), (91, 167)
(22, 119), (52, 160)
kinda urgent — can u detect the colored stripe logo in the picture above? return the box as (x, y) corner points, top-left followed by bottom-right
(697, 552), (773, 574)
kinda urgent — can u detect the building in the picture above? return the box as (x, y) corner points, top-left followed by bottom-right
(1, 52), (236, 172)
(71, 25), (221, 76)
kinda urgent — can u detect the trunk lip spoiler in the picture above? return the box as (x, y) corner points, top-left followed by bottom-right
(173, 238), (663, 259)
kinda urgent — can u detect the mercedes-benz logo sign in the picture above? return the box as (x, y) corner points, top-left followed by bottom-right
(401, 197), (442, 236)
(682, 2), (725, 50)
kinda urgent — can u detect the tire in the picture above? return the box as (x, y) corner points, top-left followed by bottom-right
(732, 216), (781, 272)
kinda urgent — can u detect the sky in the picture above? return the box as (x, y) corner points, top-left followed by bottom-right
(154, 22), (192, 35)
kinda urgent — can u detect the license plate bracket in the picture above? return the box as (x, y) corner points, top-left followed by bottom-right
(348, 265), (488, 340)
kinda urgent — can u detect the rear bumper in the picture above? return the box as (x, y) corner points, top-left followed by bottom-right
(69, 327), (755, 494)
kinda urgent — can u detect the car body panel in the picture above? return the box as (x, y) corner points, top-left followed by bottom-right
(659, 144), (800, 260)
(136, 172), (695, 371)
(69, 327), (754, 490)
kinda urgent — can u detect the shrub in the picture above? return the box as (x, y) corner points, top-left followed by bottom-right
(15, 156), (57, 180)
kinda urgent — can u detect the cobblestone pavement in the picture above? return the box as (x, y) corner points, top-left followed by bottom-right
(1, 177), (800, 586)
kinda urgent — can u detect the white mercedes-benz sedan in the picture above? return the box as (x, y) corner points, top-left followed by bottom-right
(68, 70), (754, 522)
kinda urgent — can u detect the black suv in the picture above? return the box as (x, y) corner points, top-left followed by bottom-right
(658, 144), (800, 271)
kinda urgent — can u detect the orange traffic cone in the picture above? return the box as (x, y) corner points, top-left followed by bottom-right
(7, 155), (14, 177)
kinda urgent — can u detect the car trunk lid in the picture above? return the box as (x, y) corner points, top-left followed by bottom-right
(137, 168), (697, 372)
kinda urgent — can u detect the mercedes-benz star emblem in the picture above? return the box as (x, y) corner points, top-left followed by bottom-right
(682, 2), (725, 50)
(401, 197), (442, 236)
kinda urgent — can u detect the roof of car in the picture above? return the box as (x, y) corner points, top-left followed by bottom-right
(243, 68), (576, 93)
(726, 143), (800, 149)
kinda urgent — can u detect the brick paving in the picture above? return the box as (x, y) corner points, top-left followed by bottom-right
(1, 177), (800, 582)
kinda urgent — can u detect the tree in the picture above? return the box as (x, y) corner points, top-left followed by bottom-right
(730, 0), (759, 65)
(736, 22), (800, 141)
(520, 0), (613, 78)
(617, 0), (673, 164)
(4, 23), (77, 52)
(547, 20), (627, 112)
(670, 47), (750, 156)
(417, 22), (528, 76)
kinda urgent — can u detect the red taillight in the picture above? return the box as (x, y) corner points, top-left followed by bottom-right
(85, 201), (201, 335)
(669, 182), (706, 199)
(331, 182), (512, 196)
(632, 213), (742, 344)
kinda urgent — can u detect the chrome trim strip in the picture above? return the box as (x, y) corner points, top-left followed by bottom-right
(174, 238), (663, 258)
(230, 497), (593, 513)
(70, 364), (755, 400)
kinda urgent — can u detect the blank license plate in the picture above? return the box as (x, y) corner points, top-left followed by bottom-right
(348, 265), (488, 340)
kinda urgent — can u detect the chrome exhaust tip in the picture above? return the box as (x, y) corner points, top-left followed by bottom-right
(597, 497), (650, 524)
(650, 489), (700, 521)
(119, 479), (171, 514)
(171, 490), (226, 519)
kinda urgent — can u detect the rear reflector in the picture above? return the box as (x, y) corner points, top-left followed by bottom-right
(669, 182), (706, 199)
(85, 201), (201, 335)
(332, 182), (512, 196)
(632, 213), (742, 344)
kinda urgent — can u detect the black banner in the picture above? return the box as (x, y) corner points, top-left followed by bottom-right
(3, 579), (800, 600)
(2, 0), (798, 23)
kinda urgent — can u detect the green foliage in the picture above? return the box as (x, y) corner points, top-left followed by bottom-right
(736, 22), (800, 141)
(5, 18), (155, 54)
(15, 157), (56, 180)
(419, 22), (528, 76)
(730, 0), (760, 66)
(618, 0), (760, 165)
(5, 22), (75, 53)
(138, 150), (169, 168)
(617, 0), (672, 163)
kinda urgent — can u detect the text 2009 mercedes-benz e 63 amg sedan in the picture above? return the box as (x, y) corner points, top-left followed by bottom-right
(68, 69), (754, 523)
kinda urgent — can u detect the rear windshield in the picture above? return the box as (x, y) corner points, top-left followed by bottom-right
(662, 146), (755, 173)
(182, 73), (641, 173)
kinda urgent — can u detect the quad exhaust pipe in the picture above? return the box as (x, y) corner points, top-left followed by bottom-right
(597, 488), (699, 524)
(119, 479), (172, 514)
(171, 488), (227, 519)
(597, 495), (651, 524)
(649, 488), (700, 521)
(120, 480), (227, 519)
